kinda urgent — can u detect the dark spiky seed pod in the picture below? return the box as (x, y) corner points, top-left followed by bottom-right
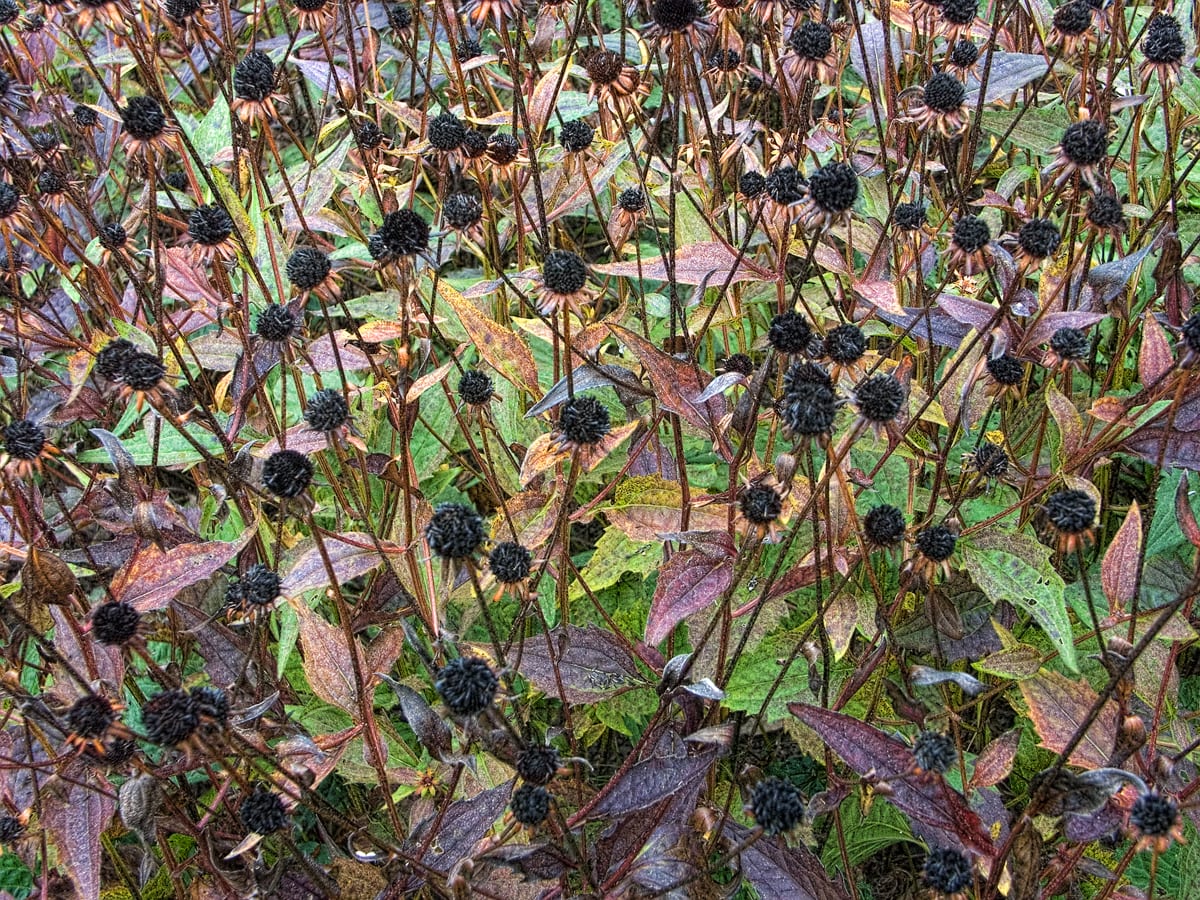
(788, 21), (832, 58)
(387, 4), (412, 29)
(749, 777), (804, 836)
(864, 505), (906, 546)
(895, 201), (927, 231)
(923, 847), (973, 893)
(0, 183), (19, 218)
(373, 209), (430, 258)
(37, 170), (66, 195)
(1131, 792), (1178, 837)
(952, 215), (990, 253)
(68, 695), (118, 740)
(618, 188), (646, 213)
(164, 171), (188, 191)
(92, 601), (140, 646)
(164, 0), (202, 20)
(0, 1), (19, 25)
(559, 120), (594, 153)
(651, 0), (702, 31)
(141, 689), (199, 746)
(913, 731), (957, 773)
(240, 784), (290, 834)
(426, 503), (485, 559)
(940, 0), (977, 25)
(120, 96), (167, 141)
(768, 312), (812, 354)
(559, 396), (610, 445)
(30, 132), (59, 156)
(188, 204), (234, 247)
(489, 541), (532, 584)
(721, 353), (754, 376)
(949, 39), (979, 67)
(916, 525), (956, 562)
(304, 389), (349, 432)
(293, 0), (326, 10)
(354, 120), (385, 149)
(456, 38), (482, 61)
(256, 304), (296, 342)
(517, 746), (560, 786)
(986, 354), (1024, 385)
(122, 353), (167, 391)
(1018, 218), (1061, 259)
(1087, 192), (1125, 230)
(1050, 326), (1089, 360)
(825, 324), (865, 364)
(764, 165), (805, 205)
(1060, 119), (1107, 166)
(262, 449), (314, 498)
(923, 73), (965, 113)
(807, 162), (859, 214)
(73, 104), (99, 127)
(234, 50), (275, 102)
(1181, 314), (1200, 355)
(3, 419), (44, 460)
(487, 133), (520, 164)
(93, 738), (136, 766)
(740, 485), (782, 524)
(856, 374), (905, 423)
(458, 369), (495, 406)
(586, 50), (625, 84)
(511, 784), (551, 826)
(0, 816), (23, 844)
(443, 192), (483, 230)
(18, 10), (38, 30)
(1044, 489), (1095, 534)
(190, 686), (229, 726)
(1053, 0), (1091, 35)
(1143, 15), (1184, 64)
(436, 655), (498, 715)
(428, 111), (465, 151)
(542, 249), (588, 295)
(286, 247), (331, 290)
(784, 361), (832, 390)
(228, 563), (282, 609)
(780, 380), (837, 436)
(739, 171), (765, 198)
(709, 49), (740, 70)
(94, 338), (134, 378)
(969, 442), (1008, 477)
(461, 128), (488, 158)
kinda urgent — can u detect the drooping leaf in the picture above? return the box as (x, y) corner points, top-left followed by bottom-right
(1139, 314), (1174, 386)
(593, 241), (774, 287)
(728, 822), (853, 900)
(645, 549), (733, 645)
(586, 747), (719, 819)
(974, 643), (1043, 680)
(379, 675), (452, 762)
(293, 600), (364, 714)
(517, 625), (650, 704)
(436, 279), (541, 398)
(1045, 380), (1083, 462)
(1018, 670), (1119, 769)
(1101, 501), (1142, 611)
(407, 780), (513, 879)
(968, 53), (1049, 103)
(969, 729), (1022, 789)
(600, 475), (727, 542)
(42, 773), (115, 900)
(111, 530), (255, 612)
(909, 665), (986, 696)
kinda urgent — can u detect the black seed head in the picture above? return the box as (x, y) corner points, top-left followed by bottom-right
(240, 784), (290, 834)
(916, 525), (956, 562)
(122, 353), (167, 391)
(234, 50), (275, 102)
(739, 171), (765, 198)
(372, 209), (430, 259)
(807, 162), (858, 214)
(458, 369), (494, 406)
(765, 165), (805, 205)
(739, 484), (782, 525)
(1018, 218), (1061, 259)
(1131, 792), (1178, 837)
(428, 111), (465, 151)
(29, 131), (59, 156)
(1060, 119), (1107, 166)
(1050, 326), (1089, 360)
(461, 128), (489, 159)
(952, 215), (991, 254)
(387, 4), (413, 29)
(1181, 314), (1200, 355)
(651, 0), (702, 31)
(255, 304), (296, 341)
(856, 374), (905, 423)
(517, 744), (560, 785)
(864, 504), (906, 546)
(559, 119), (594, 153)
(709, 49), (740, 71)
(436, 655), (498, 715)
(1044, 489), (1095, 534)
(924, 72), (966, 113)
(3, 419), (44, 460)
(286, 247), (331, 290)
(120, 96), (167, 141)
(784, 361), (833, 390)
(913, 731), (957, 774)
(618, 188), (646, 213)
(426, 503), (485, 559)
(489, 541), (532, 584)
(940, 0), (977, 25)
(1143, 15), (1185, 64)
(986, 354), (1024, 385)
(227, 563), (282, 610)
(559, 396), (611, 446)
(923, 847), (973, 893)
(141, 689), (199, 746)
(586, 50), (625, 85)
(0, 816), (23, 844)
(749, 777), (804, 836)
(68, 695), (118, 739)
(73, 104), (99, 127)
(190, 686), (229, 726)
(188, 204), (234, 247)
(20, 11), (43, 30)
(94, 338), (135, 379)
(37, 170), (66, 195)
(895, 201), (928, 231)
(949, 40), (979, 67)
(780, 380), (837, 436)
(968, 442), (1008, 477)
(788, 21), (832, 59)
(768, 311), (813, 354)
(92, 601), (140, 645)
(354, 120), (385, 149)
(825, 324), (866, 365)
(442, 192), (483, 230)
(304, 388), (349, 432)
(293, 0), (327, 10)
(1053, 0), (1092, 35)
(511, 784), (551, 826)
(487, 133), (520, 165)
(0, 1), (19, 25)
(164, 0), (202, 20)
(91, 737), (136, 767)
(456, 38), (482, 61)
(0, 183), (19, 218)
(720, 353), (755, 376)
(163, 171), (188, 191)
(1087, 192), (1125, 230)
(262, 449), (313, 499)
(542, 249), (588, 295)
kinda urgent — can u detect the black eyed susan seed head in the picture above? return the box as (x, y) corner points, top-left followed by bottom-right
(1059, 119), (1107, 167)
(765, 165), (805, 205)
(941, 0), (977, 25)
(923, 847), (973, 894)
(856, 374), (905, 423)
(234, 50), (275, 102)
(780, 380), (837, 438)
(806, 161), (858, 214)
(73, 104), (99, 127)
(293, 0), (327, 11)
(426, 503), (485, 559)
(720, 353), (755, 376)
(966, 441), (1008, 478)
(3, 419), (44, 461)
(789, 21), (832, 59)
(458, 369), (495, 406)
(1044, 489), (1095, 534)
(913, 731), (957, 774)
(461, 128), (489, 159)
(986, 354), (1024, 385)
(542, 249), (588, 296)
(285, 247), (331, 290)
(864, 504), (906, 546)
(164, 0), (202, 21)
(749, 777), (804, 836)
(952, 215), (991, 254)
(559, 119), (594, 153)
(559, 396), (611, 446)
(256, 304), (297, 341)
(825, 324), (866, 365)
(949, 39), (979, 68)
(226, 563), (282, 614)
(916, 525), (956, 562)
(586, 50), (624, 84)
(618, 188), (646, 213)
(121, 353), (167, 392)
(262, 450), (313, 498)
(92, 601), (140, 646)
(94, 338), (135, 379)
(303, 389), (349, 433)
(1053, 0), (1092, 37)
(354, 120), (385, 149)
(37, 170), (66, 195)
(240, 784), (290, 834)
(0, 183), (19, 218)
(740, 484), (783, 525)
(0, 816), (23, 844)
(1143, 15), (1185, 64)
(188, 204), (234, 247)
(768, 311), (812, 354)
(387, 4), (413, 29)
(739, 171), (765, 198)
(428, 111), (465, 151)
(456, 38), (482, 61)
(436, 655), (498, 715)
(784, 363), (832, 391)
(1087, 193), (1126, 232)
(1050, 326), (1089, 360)
(489, 541), (532, 584)
(708, 49), (740, 71)
(1018, 218), (1061, 260)
(487, 133), (520, 165)
(120, 96), (167, 142)
(1181, 314), (1200, 357)
(68, 695), (118, 741)
(164, 171), (189, 192)
(511, 784), (551, 826)
(924, 72), (966, 113)
(1131, 792), (1179, 839)
(517, 744), (560, 785)
(650, 0), (702, 31)
(442, 192), (483, 230)
(372, 209), (430, 260)
(190, 686), (229, 727)
(141, 689), (199, 747)
(0, 0), (19, 25)
(895, 201), (927, 231)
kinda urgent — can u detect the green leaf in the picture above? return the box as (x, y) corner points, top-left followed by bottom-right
(76, 418), (225, 466)
(593, 687), (657, 739)
(191, 92), (232, 166)
(275, 601), (300, 680)
(961, 530), (1077, 672)
(0, 852), (34, 900)
(724, 634), (813, 722)
(981, 106), (1071, 154)
(569, 529), (661, 600)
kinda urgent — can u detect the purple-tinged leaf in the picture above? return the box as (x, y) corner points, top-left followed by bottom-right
(43, 772), (115, 900)
(517, 625), (649, 704)
(872, 306), (970, 349)
(726, 822), (852, 900)
(1023, 311), (1107, 352)
(967, 53), (1049, 103)
(587, 747), (720, 819)
(112, 530), (254, 612)
(525, 363), (646, 418)
(407, 780), (513, 877)
(646, 550), (733, 645)
(1086, 244), (1154, 307)
(593, 241), (775, 286)
(379, 675), (452, 762)
(281, 532), (390, 597)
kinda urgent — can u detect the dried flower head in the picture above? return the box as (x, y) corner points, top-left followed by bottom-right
(67, 695), (129, 752)
(1043, 488), (1096, 552)
(1141, 14), (1186, 82)
(426, 503), (485, 559)
(557, 396), (611, 448)
(369, 209), (430, 263)
(517, 744), (561, 785)
(1130, 791), (1183, 853)
(913, 731), (957, 774)
(895, 201), (928, 232)
(304, 389), (350, 434)
(948, 214), (992, 274)
(535, 249), (591, 315)
(187, 204), (235, 259)
(748, 777), (804, 836)
(947, 39), (980, 75)
(442, 192), (484, 233)
(784, 22), (838, 83)
(225, 563), (283, 621)
(1045, 326), (1090, 371)
(232, 50), (281, 122)
(120, 96), (174, 154)
(779, 378), (837, 442)
(511, 784), (551, 826)
(1086, 192), (1126, 234)
(240, 784), (290, 835)
(768, 311), (813, 355)
(489, 541), (532, 584)
(1045, 118), (1108, 188)
(256, 304), (297, 342)
(963, 441), (1008, 479)
(458, 369), (495, 407)
(92, 601), (141, 646)
(1052, 0), (1093, 51)
(800, 161), (858, 230)
(863, 504), (906, 547)
(436, 655), (498, 715)
(286, 247), (332, 291)
(428, 111), (466, 152)
(141, 689), (200, 748)
(1016, 218), (1061, 266)
(262, 449), (314, 499)
(905, 72), (969, 136)
(923, 847), (973, 894)
(855, 374), (905, 424)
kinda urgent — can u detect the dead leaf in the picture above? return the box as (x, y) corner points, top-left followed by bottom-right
(281, 532), (391, 598)
(437, 279), (541, 398)
(969, 730), (1021, 789)
(43, 773), (115, 900)
(293, 600), (365, 714)
(1139, 315), (1173, 385)
(593, 241), (774, 287)
(112, 531), (254, 612)
(645, 550), (733, 645)
(1018, 670), (1119, 769)
(516, 625), (649, 704)
(1100, 501), (1141, 611)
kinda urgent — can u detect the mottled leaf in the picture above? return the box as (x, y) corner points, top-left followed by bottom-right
(111, 531), (254, 612)
(379, 675), (452, 762)
(1101, 501), (1141, 610)
(517, 625), (649, 704)
(1018, 670), (1119, 769)
(727, 822), (852, 900)
(587, 748), (719, 818)
(974, 643), (1043, 680)
(281, 532), (391, 598)
(1086, 244), (1154, 307)
(1024, 311), (1107, 352)
(1139, 315), (1174, 385)
(410, 780), (512, 877)
(525, 363), (646, 418)
(293, 600), (363, 714)
(437, 279), (541, 398)
(593, 241), (774, 286)
(645, 550), (733, 645)
(1176, 473), (1200, 549)
(969, 729), (1021, 789)
(43, 774), (115, 900)
(968, 53), (1049, 103)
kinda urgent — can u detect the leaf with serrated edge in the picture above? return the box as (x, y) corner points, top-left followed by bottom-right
(1101, 501), (1141, 612)
(645, 549), (732, 645)
(1018, 670), (1118, 769)
(112, 530), (255, 612)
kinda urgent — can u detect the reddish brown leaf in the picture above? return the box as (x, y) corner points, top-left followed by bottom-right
(725, 823), (852, 900)
(407, 780), (513, 878)
(1139, 315), (1173, 386)
(516, 625), (649, 704)
(1176, 473), (1200, 549)
(1018, 670), (1119, 769)
(43, 773), (115, 900)
(437, 280), (541, 398)
(1045, 381), (1082, 461)
(593, 241), (774, 287)
(789, 703), (995, 858)
(281, 532), (392, 598)
(1022, 311), (1107, 352)
(969, 730), (1021, 789)
(294, 600), (364, 714)
(645, 550), (732, 645)
(1101, 501), (1141, 611)
(112, 531), (254, 612)
(586, 748), (719, 819)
